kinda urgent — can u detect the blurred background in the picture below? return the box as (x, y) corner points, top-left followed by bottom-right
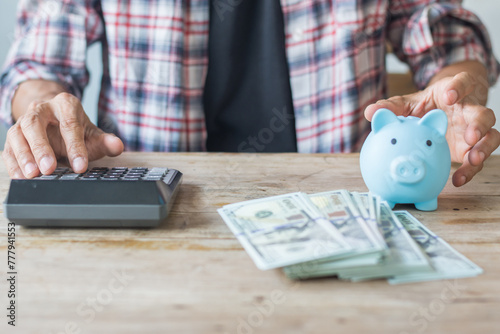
(0, 0), (499, 153)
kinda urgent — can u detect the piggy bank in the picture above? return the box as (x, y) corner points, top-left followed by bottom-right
(360, 108), (451, 211)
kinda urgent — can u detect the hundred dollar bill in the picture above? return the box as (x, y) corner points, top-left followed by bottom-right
(352, 192), (385, 246)
(218, 192), (353, 270)
(351, 192), (370, 220)
(310, 190), (385, 252)
(373, 193), (381, 223)
(388, 211), (483, 284)
(338, 202), (433, 281)
(283, 252), (382, 279)
(283, 190), (386, 279)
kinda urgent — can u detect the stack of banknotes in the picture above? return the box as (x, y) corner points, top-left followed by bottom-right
(217, 191), (483, 284)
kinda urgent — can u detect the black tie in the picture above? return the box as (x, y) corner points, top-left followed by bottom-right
(203, 0), (297, 152)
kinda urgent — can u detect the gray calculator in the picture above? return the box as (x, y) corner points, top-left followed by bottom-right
(3, 166), (183, 227)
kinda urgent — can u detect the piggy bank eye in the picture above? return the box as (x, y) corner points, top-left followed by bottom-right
(391, 138), (397, 145)
(426, 140), (432, 147)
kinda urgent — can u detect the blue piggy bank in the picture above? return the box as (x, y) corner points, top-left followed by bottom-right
(360, 108), (451, 211)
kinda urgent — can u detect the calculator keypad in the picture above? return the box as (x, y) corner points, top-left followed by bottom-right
(34, 167), (173, 183)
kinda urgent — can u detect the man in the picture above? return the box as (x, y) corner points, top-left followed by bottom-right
(1, 0), (499, 188)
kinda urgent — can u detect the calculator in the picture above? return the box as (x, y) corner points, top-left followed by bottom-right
(3, 166), (183, 227)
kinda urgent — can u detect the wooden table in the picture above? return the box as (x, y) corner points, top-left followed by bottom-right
(0, 153), (499, 334)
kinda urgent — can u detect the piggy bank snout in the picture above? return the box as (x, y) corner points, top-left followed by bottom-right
(390, 155), (425, 184)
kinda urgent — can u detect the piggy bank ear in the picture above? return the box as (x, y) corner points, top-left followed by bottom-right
(418, 109), (448, 136)
(372, 108), (401, 133)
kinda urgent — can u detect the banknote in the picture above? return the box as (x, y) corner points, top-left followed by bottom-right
(309, 190), (384, 252)
(388, 211), (483, 284)
(352, 192), (371, 221)
(219, 190), (481, 285)
(338, 202), (433, 281)
(218, 192), (353, 270)
(350, 192), (370, 220)
(352, 192), (385, 246)
(283, 190), (386, 279)
(283, 252), (381, 279)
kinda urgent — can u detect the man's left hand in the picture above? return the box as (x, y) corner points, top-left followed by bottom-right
(365, 69), (500, 187)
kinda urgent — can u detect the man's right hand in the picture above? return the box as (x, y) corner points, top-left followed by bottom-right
(3, 88), (124, 179)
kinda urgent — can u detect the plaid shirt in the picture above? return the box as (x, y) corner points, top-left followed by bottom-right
(1, 0), (498, 152)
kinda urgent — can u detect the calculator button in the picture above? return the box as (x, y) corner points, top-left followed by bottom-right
(149, 167), (168, 174)
(90, 167), (109, 171)
(86, 172), (104, 176)
(146, 172), (166, 177)
(125, 173), (144, 177)
(60, 174), (81, 180)
(39, 175), (59, 180)
(54, 167), (70, 173)
(145, 176), (162, 181)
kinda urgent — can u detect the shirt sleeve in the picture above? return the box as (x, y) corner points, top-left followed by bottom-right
(0, 0), (104, 126)
(387, 0), (500, 90)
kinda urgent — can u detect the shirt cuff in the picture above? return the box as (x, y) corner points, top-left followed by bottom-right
(0, 61), (81, 126)
(402, 3), (500, 90)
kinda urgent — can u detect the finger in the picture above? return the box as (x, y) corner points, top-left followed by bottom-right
(467, 128), (500, 167)
(365, 91), (430, 121)
(2, 142), (26, 179)
(462, 104), (497, 146)
(19, 103), (57, 175)
(86, 131), (124, 161)
(102, 133), (124, 157)
(443, 72), (475, 105)
(452, 151), (483, 187)
(51, 94), (89, 173)
(6, 124), (40, 178)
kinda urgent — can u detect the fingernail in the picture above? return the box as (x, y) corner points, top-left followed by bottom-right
(475, 130), (482, 141)
(459, 176), (467, 186)
(40, 156), (54, 173)
(448, 90), (458, 104)
(24, 162), (37, 176)
(73, 157), (86, 171)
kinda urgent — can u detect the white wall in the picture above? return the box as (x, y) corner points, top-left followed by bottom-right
(0, 0), (499, 153)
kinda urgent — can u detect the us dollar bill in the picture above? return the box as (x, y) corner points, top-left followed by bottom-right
(388, 211), (483, 284)
(309, 190), (385, 252)
(218, 192), (353, 270)
(338, 202), (433, 281)
(352, 192), (385, 246)
(283, 190), (386, 279)
(350, 192), (370, 220)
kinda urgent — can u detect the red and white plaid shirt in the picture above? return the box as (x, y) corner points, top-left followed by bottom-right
(1, 0), (498, 152)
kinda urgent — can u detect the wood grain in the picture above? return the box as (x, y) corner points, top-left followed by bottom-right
(0, 153), (499, 334)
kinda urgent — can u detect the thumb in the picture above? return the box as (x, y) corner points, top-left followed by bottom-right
(442, 72), (475, 105)
(86, 130), (124, 161)
(101, 133), (124, 157)
(364, 91), (428, 121)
